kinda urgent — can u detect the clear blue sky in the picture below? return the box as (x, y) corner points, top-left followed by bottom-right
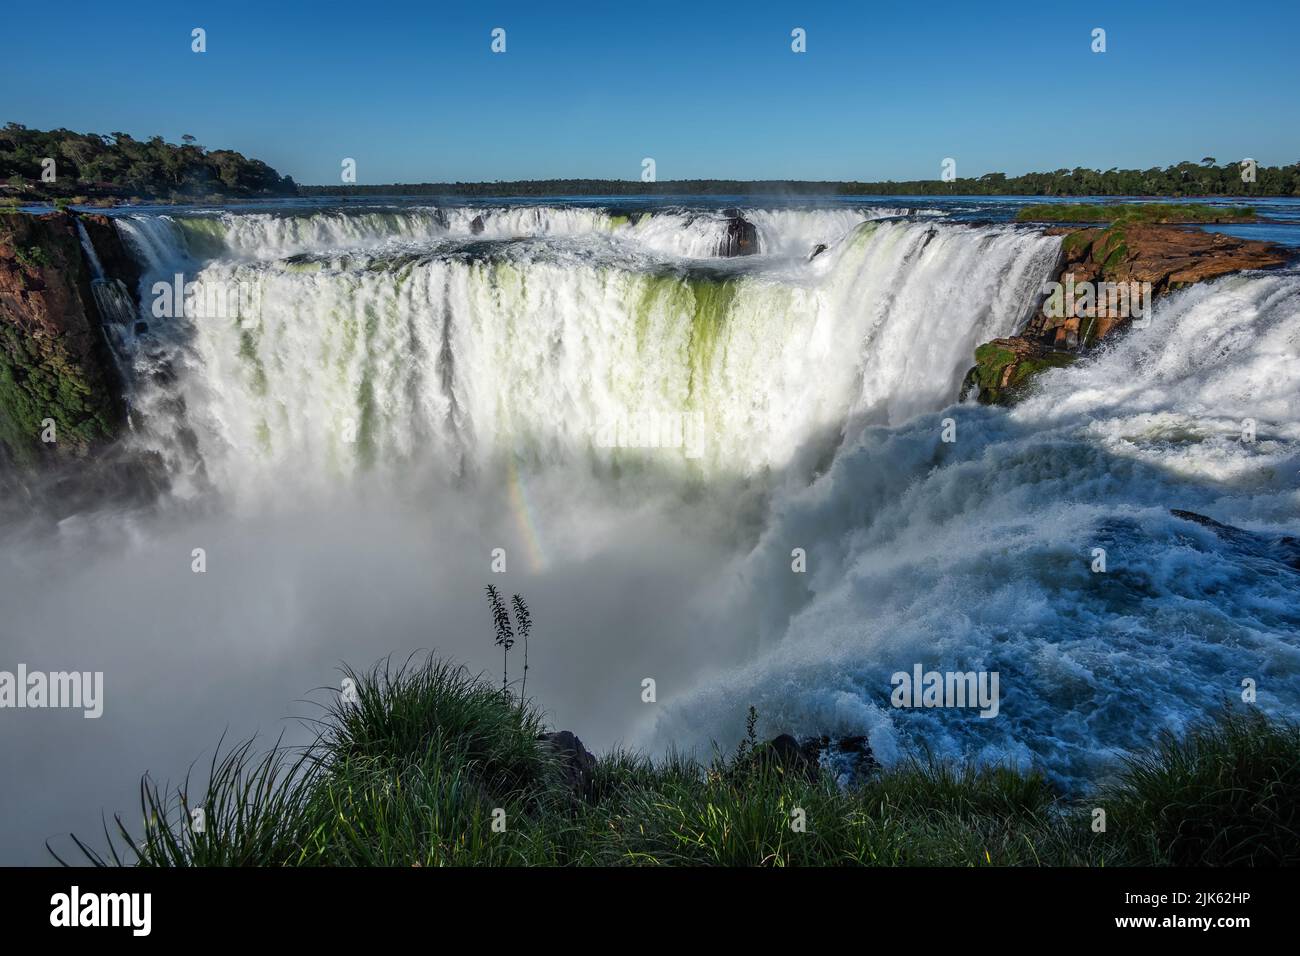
(3, 0), (1297, 184)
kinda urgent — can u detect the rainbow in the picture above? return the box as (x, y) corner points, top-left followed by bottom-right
(505, 453), (548, 573)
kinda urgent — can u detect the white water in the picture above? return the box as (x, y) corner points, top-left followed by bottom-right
(649, 269), (1300, 786)
(114, 210), (1058, 502)
(117, 204), (936, 264)
(2, 204), (1297, 861)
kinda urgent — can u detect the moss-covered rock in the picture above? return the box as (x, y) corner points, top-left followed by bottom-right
(964, 337), (1077, 406)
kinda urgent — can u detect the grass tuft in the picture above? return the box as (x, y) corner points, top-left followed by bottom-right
(58, 657), (1300, 867)
(1098, 707), (1300, 866)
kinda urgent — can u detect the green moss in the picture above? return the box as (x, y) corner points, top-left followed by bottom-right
(971, 343), (1016, 387)
(1102, 243), (1128, 271)
(348, 300), (385, 470)
(1016, 202), (1255, 224)
(970, 342), (1076, 406)
(14, 243), (54, 271)
(1088, 224), (1132, 276)
(684, 276), (738, 404)
(1008, 352), (1076, 388)
(175, 217), (229, 260)
(237, 327), (268, 397)
(1059, 229), (1095, 259)
(632, 272), (686, 354)
(0, 320), (118, 462)
(354, 370), (377, 469)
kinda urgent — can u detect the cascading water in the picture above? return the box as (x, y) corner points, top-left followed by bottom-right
(648, 268), (1300, 788)
(4, 203), (1295, 865)
(111, 207), (1057, 502)
(117, 204), (942, 264)
(75, 219), (137, 378)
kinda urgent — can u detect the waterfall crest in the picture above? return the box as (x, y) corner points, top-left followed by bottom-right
(111, 208), (1059, 502)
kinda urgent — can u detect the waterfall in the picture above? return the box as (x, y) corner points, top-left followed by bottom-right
(108, 209), (1060, 502)
(75, 217), (137, 378)
(75, 218), (106, 278)
(114, 215), (193, 275)
(113, 204), (946, 264)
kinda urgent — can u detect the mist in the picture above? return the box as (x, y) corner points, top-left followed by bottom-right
(0, 473), (756, 865)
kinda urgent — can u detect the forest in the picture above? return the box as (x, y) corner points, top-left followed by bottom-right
(299, 159), (1300, 198)
(0, 124), (297, 201)
(4, 125), (1297, 201)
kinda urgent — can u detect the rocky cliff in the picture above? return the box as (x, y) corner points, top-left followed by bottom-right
(0, 212), (127, 468)
(965, 224), (1290, 405)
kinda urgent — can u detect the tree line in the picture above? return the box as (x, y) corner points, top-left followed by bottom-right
(0, 124), (297, 200)
(3, 125), (1296, 200)
(300, 160), (1300, 198)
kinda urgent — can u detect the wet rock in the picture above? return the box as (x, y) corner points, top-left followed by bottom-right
(750, 733), (881, 784)
(605, 208), (645, 227)
(2, 445), (170, 523)
(538, 730), (597, 800)
(716, 212), (759, 257)
(1171, 509), (1240, 533)
(753, 733), (820, 780)
(1170, 509), (1300, 574)
(469, 214), (485, 235)
(809, 243), (828, 261)
(802, 735), (881, 784)
(1023, 224), (1288, 349)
